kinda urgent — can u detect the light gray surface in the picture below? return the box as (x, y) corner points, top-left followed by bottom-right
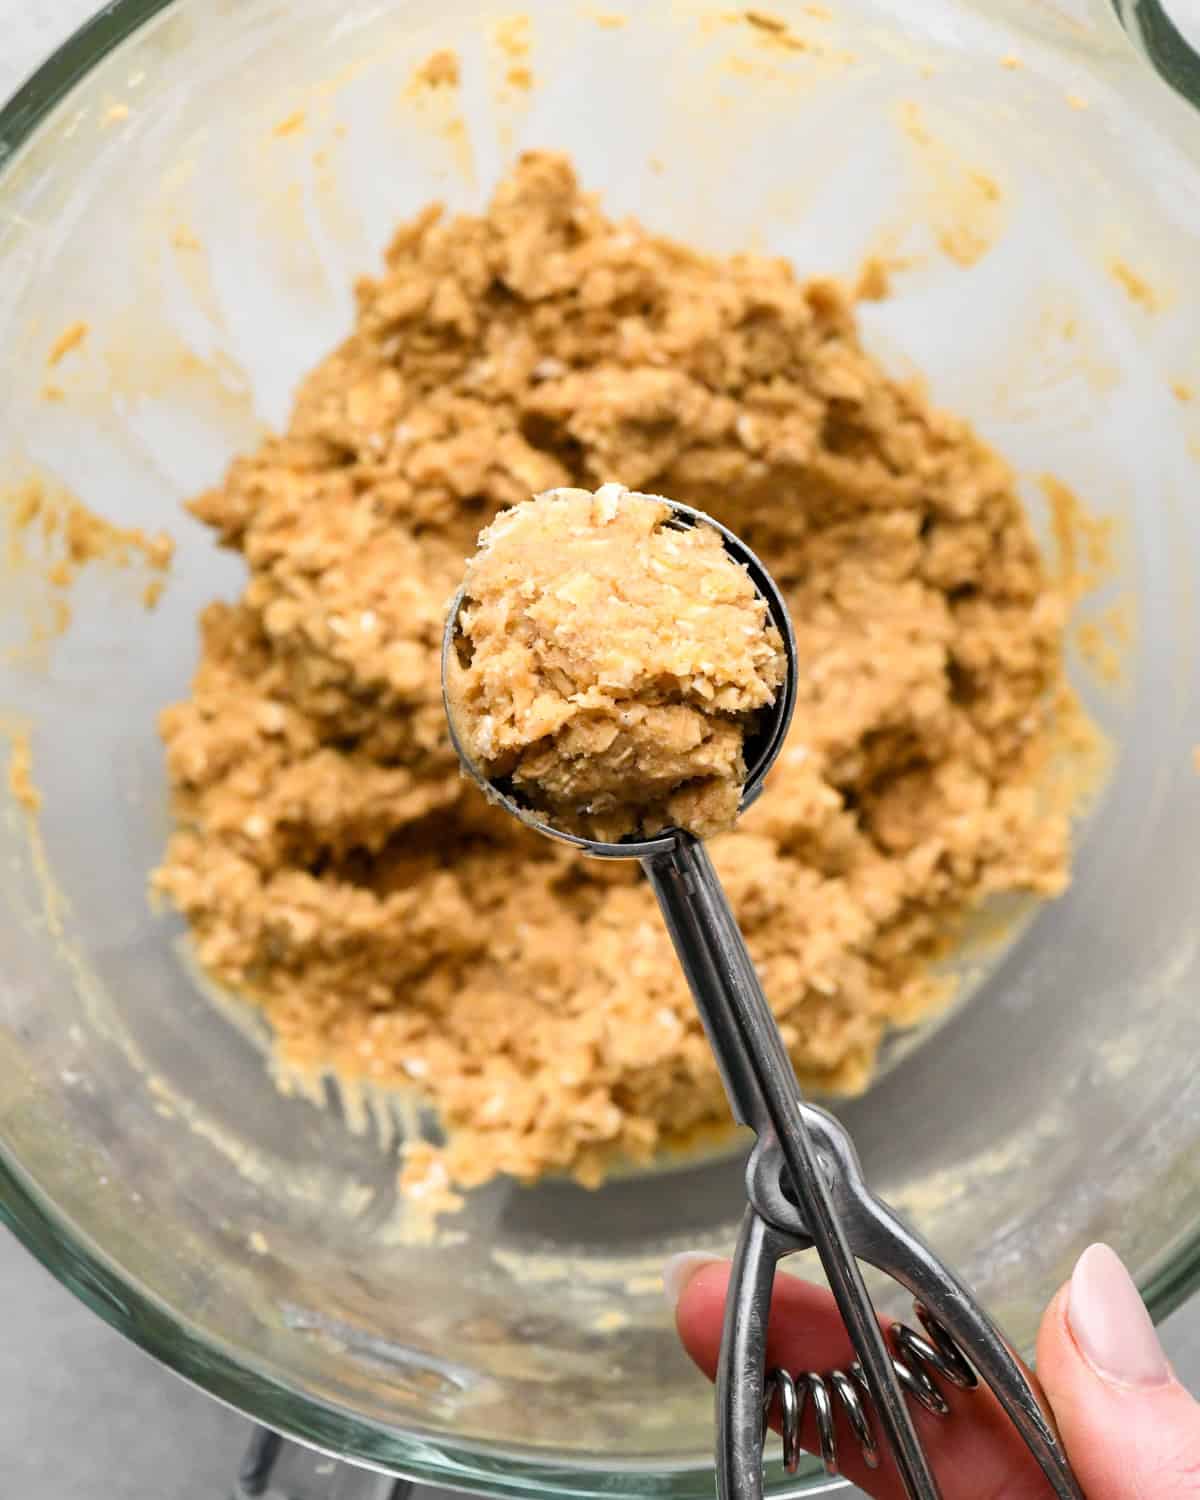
(3, 5), (1200, 1500)
(0, 1226), (253, 1496)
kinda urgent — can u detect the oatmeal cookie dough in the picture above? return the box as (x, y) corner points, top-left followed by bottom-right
(156, 151), (1071, 1191)
(447, 483), (785, 840)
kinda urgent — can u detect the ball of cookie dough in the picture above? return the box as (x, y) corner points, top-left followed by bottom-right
(446, 483), (786, 841)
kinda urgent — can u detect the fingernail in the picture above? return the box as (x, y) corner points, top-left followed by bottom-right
(663, 1251), (719, 1310)
(1068, 1242), (1171, 1388)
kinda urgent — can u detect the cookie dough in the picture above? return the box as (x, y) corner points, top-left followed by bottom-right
(446, 484), (785, 841)
(155, 152), (1070, 1191)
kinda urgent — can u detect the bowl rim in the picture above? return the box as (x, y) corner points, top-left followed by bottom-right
(3, 2), (1200, 1496)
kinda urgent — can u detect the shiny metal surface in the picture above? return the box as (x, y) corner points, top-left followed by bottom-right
(765, 1310), (974, 1477)
(734, 1119), (1083, 1500)
(644, 845), (940, 1500)
(443, 502), (937, 1491)
(443, 507), (1083, 1500)
(441, 499), (798, 863)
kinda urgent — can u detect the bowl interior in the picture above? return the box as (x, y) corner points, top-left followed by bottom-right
(3, 1), (1200, 1495)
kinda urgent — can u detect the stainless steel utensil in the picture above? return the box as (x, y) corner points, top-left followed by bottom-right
(442, 501), (1083, 1500)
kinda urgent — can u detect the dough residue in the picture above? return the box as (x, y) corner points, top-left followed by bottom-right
(3, 477), (174, 654)
(47, 321), (89, 367)
(447, 483), (785, 841)
(409, 49), (461, 93)
(155, 151), (1072, 1192)
(6, 729), (40, 813)
(1109, 258), (1160, 313)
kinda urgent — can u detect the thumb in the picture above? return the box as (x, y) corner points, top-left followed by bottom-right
(1037, 1243), (1200, 1499)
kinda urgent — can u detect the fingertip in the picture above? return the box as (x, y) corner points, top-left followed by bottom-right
(663, 1252), (725, 1311)
(1034, 1252), (1200, 1500)
(674, 1261), (733, 1378)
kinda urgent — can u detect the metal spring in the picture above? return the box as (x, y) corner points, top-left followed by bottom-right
(764, 1303), (979, 1476)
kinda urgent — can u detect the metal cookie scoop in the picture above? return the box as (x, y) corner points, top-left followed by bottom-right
(442, 500), (1083, 1500)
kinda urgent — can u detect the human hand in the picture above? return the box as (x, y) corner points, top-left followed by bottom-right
(667, 1243), (1200, 1498)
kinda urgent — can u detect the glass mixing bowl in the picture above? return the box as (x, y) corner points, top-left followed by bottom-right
(2, 1), (1200, 1495)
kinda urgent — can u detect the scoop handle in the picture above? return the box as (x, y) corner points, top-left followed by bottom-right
(641, 835), (941, 1500)
(792, 1106), (1086, 1500)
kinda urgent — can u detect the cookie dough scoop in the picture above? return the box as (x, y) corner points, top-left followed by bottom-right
(442, 488), (1082, 1500)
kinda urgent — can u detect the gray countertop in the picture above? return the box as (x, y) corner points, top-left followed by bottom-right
(0, 1227), (253, 1497)
(3, 5), (1200, 1499)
